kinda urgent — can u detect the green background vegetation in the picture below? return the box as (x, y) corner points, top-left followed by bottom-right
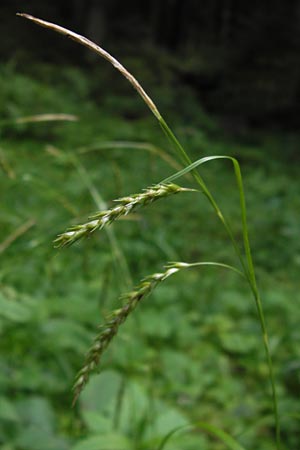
(1, 2), (300, 449)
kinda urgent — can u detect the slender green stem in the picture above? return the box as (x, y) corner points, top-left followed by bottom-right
(159, 117), (250, 280)
(159, 119), (281, 448)
(231, 159), (281, 449)
(254, 290), (281, 448)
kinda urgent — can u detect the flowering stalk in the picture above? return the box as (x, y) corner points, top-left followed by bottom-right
(55, 183), (194, 247)
(72, 261), (242, 404)
(72, 264), (181, 404)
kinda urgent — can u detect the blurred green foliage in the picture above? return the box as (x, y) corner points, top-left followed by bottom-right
(1, 63), (300, 449)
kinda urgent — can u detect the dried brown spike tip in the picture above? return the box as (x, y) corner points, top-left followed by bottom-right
(16, 13), (161, 120)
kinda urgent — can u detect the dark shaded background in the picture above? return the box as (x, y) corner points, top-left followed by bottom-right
(2, 0), (300, 130)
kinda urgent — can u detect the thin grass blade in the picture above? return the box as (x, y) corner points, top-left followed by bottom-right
(162, 155), (281, 447)
(157, 422), (246, 450)
(0, 113), (78, 127)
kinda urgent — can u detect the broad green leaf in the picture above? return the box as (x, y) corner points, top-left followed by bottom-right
(81, 410), (112, 433)
(0, 293), (32, 322)
(16, 397), (55, 433)
(71, 433), (132, 450)
(220, 331), (257, 354)
(151, 407), (188, 437)
(0, 397), (19, 422)
(80, 370), (123, 413)
(41, 318), (91, 352)
(15, 428), (69, 450)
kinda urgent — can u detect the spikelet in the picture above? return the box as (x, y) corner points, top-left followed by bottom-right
(55, 184), (194, 247)
(72, 263), (185, 405)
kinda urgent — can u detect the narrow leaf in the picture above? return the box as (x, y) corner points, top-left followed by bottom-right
(157, 422), (246, 450)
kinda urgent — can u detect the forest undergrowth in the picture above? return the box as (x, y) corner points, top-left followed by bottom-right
(1, 30), (300, 448)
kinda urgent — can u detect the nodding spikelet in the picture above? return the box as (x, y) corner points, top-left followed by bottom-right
(72, 263), (184, 405)
(54, 183), (195, 247)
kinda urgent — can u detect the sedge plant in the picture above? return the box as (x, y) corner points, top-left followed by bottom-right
(18, 13), (281, 449)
